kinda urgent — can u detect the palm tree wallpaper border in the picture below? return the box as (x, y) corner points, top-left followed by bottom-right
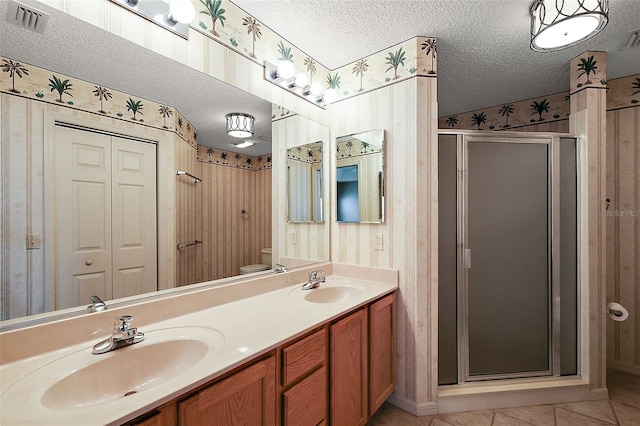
(190, 0), (437, 104)
(437, 74), (639, 131)
(570, 51), (607, 93)
(197, 145), (272, 170)
(0, 55), (197, 147)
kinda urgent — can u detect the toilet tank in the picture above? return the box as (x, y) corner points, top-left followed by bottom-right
(260, 248), (272, 267)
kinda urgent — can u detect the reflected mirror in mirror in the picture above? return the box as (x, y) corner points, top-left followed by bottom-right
(287, 141), (324, 223)
(335, 129), (385, 223)
(0, 3), (329, 325)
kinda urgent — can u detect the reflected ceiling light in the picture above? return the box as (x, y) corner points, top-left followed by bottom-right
(226, 113), (255, 138)
(109, 0), (192, 39)
(234, 140), (254, 148)
(530, 0), (609, 52)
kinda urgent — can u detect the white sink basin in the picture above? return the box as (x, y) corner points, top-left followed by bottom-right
(304, 286), (363, 303)
(1, 326), (224, 416)
(43, 338), (208, 408)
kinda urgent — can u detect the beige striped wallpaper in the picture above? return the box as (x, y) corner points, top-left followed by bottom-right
(606, 106), (640, 376)
(273, 115), (330, 266)
(197, 161), (272, 282)
(174, 137), (202, 286)
(330, 76), (440, 411)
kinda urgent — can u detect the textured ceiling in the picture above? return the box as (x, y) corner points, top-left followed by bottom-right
(0, 0), (273, 155)
(235, 0), (640, 116)
(1, 0), (639, 155)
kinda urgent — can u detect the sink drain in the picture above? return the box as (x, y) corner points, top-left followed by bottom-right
(124, 391), (137, 397)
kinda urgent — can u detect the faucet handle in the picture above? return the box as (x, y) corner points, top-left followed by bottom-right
(310, 269), (324, 280)
(114, 315), (133, 332)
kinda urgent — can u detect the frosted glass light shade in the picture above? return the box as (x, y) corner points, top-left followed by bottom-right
(277, 60), (295, 79)
(169, 0), (195, 24)
(226, 113), (254, 138)
(323, 88), (338, 104)
(530, 0), (608, 52)
(294, 73), (309, 88)
(309, 82), (323, 96)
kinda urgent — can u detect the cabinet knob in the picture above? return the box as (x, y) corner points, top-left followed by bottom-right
(85, 259), (93, 265)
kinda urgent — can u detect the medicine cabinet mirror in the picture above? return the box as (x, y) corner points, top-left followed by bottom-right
(335, 129), (385, 223)
(287, 141), (324, 223)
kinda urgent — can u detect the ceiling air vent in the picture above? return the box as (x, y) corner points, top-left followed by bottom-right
(6, 0), (49, 34)
(620, 29), (640, 50)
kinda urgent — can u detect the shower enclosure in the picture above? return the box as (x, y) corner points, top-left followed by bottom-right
(438, 132), (578, 385)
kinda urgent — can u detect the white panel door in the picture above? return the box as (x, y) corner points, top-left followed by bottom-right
(111, 137), (157, 299)
(54, 126), (112, 309)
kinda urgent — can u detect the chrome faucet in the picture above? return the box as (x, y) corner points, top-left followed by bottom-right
(87, 295), (107, 312)
(92, 315), (145, 354)
(302, 270), (325, 290)
(275, 263), (288, 273)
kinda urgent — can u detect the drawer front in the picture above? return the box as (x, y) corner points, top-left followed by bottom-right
(282, 328), (326, 386)
(283, 366), (326, 426)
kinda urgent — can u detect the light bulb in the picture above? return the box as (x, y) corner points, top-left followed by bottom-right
(323, 88), (338, 104)
(309, 82), (323, 96)
(294, 73), (309, 88)
(277, 60), (295, 79)
(169, 0), (195, 24)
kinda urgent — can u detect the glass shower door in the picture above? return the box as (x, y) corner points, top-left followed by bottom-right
(464, 140), (550, 380)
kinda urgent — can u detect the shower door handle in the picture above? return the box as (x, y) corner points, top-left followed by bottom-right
(464, 249), (471, 269)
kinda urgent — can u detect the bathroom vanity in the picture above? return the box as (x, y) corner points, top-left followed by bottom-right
(0, 263), (397, 425)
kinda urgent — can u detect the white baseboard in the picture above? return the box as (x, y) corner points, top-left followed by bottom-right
(387, 393), (438, 416)
(607, 362), (640, 377)
(590, 387), (609, 400)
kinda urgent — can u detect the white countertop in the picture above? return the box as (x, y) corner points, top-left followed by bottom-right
(0, 271), (397, 425)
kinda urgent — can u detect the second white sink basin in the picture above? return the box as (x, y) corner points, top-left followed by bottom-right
(304, 286), (363, 303)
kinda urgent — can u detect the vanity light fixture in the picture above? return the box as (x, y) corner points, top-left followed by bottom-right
(264, 61), (337, 108)
(530, 0), (609, 52)
(226, 113), (255, 138)
(109, 0), (194, 40)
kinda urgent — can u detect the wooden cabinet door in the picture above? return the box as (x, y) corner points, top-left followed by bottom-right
(178, 356), (275, 425)
(369, 292), (396, 416)
(282, 366), (326, 426)
(330, 308), (368, 426)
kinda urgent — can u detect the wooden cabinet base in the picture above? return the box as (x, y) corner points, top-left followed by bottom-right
(178, 356), (275, 425)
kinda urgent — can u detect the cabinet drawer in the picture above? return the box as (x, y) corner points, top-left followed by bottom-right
(282, 328), (326, 386)
(283, 366), (326, 426)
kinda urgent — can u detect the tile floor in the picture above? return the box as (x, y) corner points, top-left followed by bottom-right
(368, 371), (640, 425)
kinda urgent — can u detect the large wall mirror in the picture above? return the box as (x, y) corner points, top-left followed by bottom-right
(0, 3), (329, 326)
(335, 129), (385, 223)
(287, 141), (324, 223)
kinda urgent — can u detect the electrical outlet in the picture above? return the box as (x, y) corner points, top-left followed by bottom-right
(374, 233), (384, 250)
(289, 230), (297, 245)
(27, 234), (41, 250)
